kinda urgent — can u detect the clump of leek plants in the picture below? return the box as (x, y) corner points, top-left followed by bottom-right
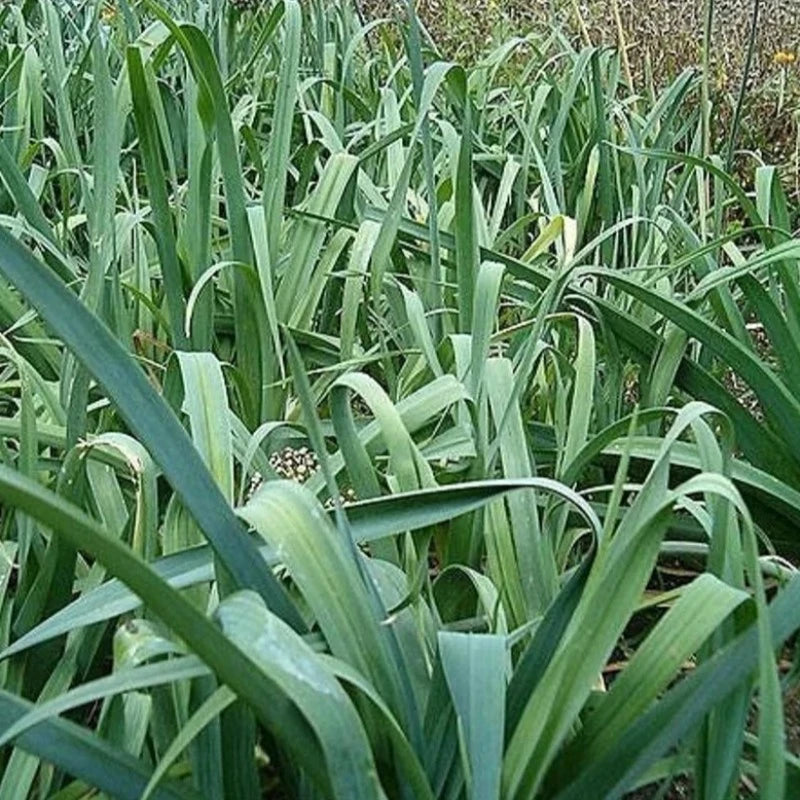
(0, 1), (798, 798)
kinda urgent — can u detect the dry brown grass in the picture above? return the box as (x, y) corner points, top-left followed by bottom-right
(362, 0), (800, 169)
(579, 0), (800, 163)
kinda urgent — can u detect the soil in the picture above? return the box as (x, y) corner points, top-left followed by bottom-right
(785, 686), (800, 755)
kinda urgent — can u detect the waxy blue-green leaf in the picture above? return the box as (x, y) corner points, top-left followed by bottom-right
(440, 632), (506, 800)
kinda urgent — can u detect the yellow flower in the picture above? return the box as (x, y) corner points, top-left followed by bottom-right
(774, 51), (796, 66)
(100, 3), (117, 24)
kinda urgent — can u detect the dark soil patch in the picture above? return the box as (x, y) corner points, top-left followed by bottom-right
(785, 687), (800, 755)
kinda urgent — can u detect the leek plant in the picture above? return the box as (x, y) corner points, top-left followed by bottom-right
(0, 0), (798, 797)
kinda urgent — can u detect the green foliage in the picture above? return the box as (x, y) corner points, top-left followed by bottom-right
(0, 0), (798, 797)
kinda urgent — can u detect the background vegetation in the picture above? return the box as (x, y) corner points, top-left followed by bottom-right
(0, 0), (799, 798)
(366, 0), (800, 179)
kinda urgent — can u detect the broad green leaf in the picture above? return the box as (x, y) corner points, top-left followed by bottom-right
(175, 352), (234, 502)
(439, 632), (506, 800)
(216, 591), (384, 800)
